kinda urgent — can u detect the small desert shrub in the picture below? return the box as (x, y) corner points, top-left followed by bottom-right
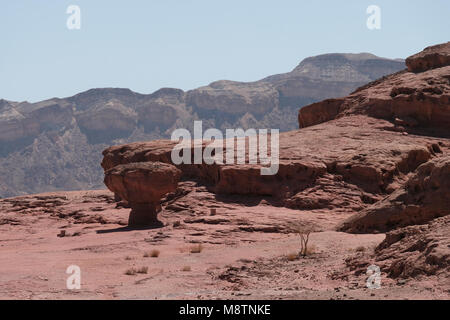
(299, 231), (310, 256)
(144, 249), (160, 258)
(125, 266), (148, 275)
(125, 256), (133, 261)
(181, 266), (191, 272)
(286, 252), (299, 261)
(137, 266), (148, 274)
(294, 227), (314, 257)
(190, 244), (203, 254)
(355, 246), (366, 252)
(125, 268), (137, 275)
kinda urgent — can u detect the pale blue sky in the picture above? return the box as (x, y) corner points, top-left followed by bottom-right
(1, 0), (449, 102)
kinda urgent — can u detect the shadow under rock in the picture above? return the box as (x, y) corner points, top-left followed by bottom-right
(213, 193), (281, 207)
(96, 223), (164, 234)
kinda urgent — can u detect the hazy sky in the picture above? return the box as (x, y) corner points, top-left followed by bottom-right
(1, 0), (449, 102)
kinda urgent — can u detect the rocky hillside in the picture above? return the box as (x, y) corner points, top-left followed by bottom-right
(102, 44), (449, 224)
(299, 43), (450, 137)
(100, 41), (450, 281)
(0, 53), (404, 198)
(0, 43), (448, 300)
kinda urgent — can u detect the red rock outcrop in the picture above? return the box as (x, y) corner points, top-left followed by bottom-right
(299, 42), (450, 137)
(406, 41), (450, 72)
(297, 98), (343, 129)
(101, 42), (450, 237)
(102, 115), (446, 215)
(375, 215), (450, 278)
(104, 162), (181, 226)
(293, 42), (450, 233)
(339, 154), (450, 233)
(344, 215), (450, 279)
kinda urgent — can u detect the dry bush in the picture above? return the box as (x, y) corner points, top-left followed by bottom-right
(125, 266), (148, 275)
(124, 256), (133, 261)
(299, 231), (311, 256)
(355, 246), (366, 252)
(294, 227), (314, 257)
(286, 252), (299, 261)
(181, 266), (191, 272)
(190, 243), (203, 254)
(125, 267), (137, 275)
(137, 266), (148, 274)
(144, 249), (160, 258)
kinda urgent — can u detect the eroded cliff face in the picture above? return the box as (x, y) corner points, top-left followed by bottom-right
(0, 53), (404, 198)
(339, 154), (450, 233)
(102, 114), (448, 221)
(298, 42), (450, 137)
(405, 42), (450, 72)
(296, 43), (450, 234)
(343, 215), (450, 280)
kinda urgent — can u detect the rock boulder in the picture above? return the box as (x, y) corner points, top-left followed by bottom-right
(104, 162), (181, 226)
(339, 155), (450, 233)
(299, 42), (450, 137)
(406, 41), (450, 72)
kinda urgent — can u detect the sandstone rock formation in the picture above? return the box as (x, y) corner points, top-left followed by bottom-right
(406, 41), (450, 72)
(339, 154), (450, 233)
(0, 53), (404, 198)
(104, 162), (181, 226)
(297, 43), (450, 233)
(345, 215), (450, 279)
(102, 114), (446, 218)
(374, 215), (450, 278)
(299, 42), (450, 137)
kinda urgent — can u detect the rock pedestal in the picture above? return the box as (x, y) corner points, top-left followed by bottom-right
(128, 202), (162, 227)
(104, 161), (181, 227)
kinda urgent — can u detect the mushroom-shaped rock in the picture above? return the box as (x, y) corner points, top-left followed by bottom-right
(104, 161), (181, 226)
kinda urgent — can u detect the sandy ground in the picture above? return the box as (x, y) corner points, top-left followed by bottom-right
(0, 188), (448, 300)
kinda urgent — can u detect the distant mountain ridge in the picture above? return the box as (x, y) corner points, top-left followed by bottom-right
(0, 53), (405, 197)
